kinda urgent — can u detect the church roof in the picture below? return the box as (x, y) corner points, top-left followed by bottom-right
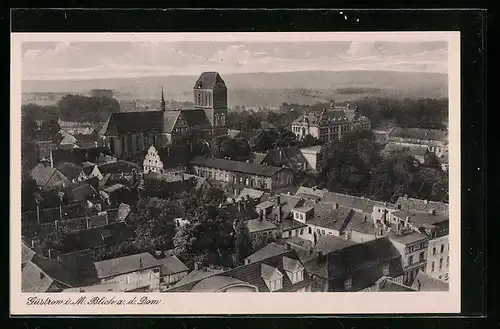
(100, 111), (164, 135)
(193, 72), (226, 89)
(180, 109), (212, 127)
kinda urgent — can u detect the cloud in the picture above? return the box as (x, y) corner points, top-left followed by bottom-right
(21, 41), (448, 80)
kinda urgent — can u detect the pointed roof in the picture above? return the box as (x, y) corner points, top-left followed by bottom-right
(261, 263), (283, 280)
(99, 111), (164, 135)
(193, 72), (226, 89)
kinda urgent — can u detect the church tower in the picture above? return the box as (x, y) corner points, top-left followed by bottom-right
(160, 85), (166, 111)
(193, 72), (228, 136)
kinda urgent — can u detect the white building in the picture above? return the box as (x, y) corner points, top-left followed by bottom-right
(143, 145), (165, 174)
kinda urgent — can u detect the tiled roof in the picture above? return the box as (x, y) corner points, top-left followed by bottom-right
(69, 222), (135, 251)
(180, 109), (212, 127)
(389, 232), (429, 245)
(22, 243), (36, 264)
(170, 268), (224, 289)
(193, 72), (226, 89)
(168, 250), (312, 293)
(60, 134), (78, 145)
(391, 210), (449, 227)
(245, 243), (288, 264)
(322, 192), (376, 214)
(307, 203), (354, 232)
(314, 235), (357, 254)
(183, 174), (210, 191)
(327, 237), (403, 279)
(94, 252), (160, 279)
(62, 183), (98, 203)
(282, 256), (303, 272)
(389, 127), (448, 142)
(281, 219), (308, 231)
(295, 186), (326, 199)
(190, 276), (249, 292)
(346, 211), (376, 235)
(262, 147), (307, 167)
(292, 110), (350, 127)
(103, 183), (127, 193)
(190, 156), (285, 177)
(261, 263), (282, 279)
(252, 152), (267, 164)
(100, 111), (164, 135)
(412, 270), (449, 291)
(395, 197), (449, 216)
(22, 261), (58, 292)
(245, 218), (278, 233)
(30, 164), (69, 189)
(158, 255), (189, 276)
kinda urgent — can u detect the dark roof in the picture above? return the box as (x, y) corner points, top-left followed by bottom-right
(391, 210), (449, 227)
(159, 255), (189, 276)
(193, 72), (226, 89)
(395, 197), (449, 216)
(322, 192), (376, 213)
(168, 249), (312, 293)
(307, 203), (354, 232)
(292, 109), (363, 126)
(68, 222), (135, 251)
(245, 218), (278, 233)
(30, 164), (69, 189)
(295, 186), (327, 199)
(389, 127), (448, 142)
(237, 188), (265, 201)
(190, 156), (286, 177)
(327, 237), (402, 279)
(412, 270), (449, 291)
(346, 212), (376, 235)
(162, 110), (181, 133)
(314, 235), (357, 254)
(62, 182), (98, 203)
(100, 111), (164, 135)
(252, 152), (268, 165)
(94, 252), (160, 279)
(262, 147), (307, 167)
(376, 277), (416, 292)
(245, 243), (289, 264)
(180, 109), (211, 127)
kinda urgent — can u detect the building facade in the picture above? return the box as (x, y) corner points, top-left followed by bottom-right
(291, 102), (371, 142)
(388, 127), (448, 158)
(425, 234), (449, 281)
(99, 72), (228, 157)
(389, 233), (430, 286)
(190, 156), (294, 192)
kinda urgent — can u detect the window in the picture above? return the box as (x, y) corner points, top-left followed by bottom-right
(433, 247), (436, 255)
(440, 244), (444, 253)
(344, 278), (352, 290)
(382, 264), (390, 276)
(300, 228), (304, 235)
(439, 258), (443, 269)
(431, 261), (435, 272)
(419, 251), (425, 262)
(308, 227), (312, 234)
(322, 229), (325, 235)
(408, 255), (414, 265)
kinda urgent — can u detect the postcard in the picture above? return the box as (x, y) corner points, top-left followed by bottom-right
(11, 31), (460, 315)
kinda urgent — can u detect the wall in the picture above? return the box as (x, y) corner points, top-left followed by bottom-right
(300, 150), (319, 172)
(391, 239), (429, 285)
(282, 225), (313, 242)
(349, 229), (378, 244)
(100, 267), (161, 291)
(162, 271), (188, 286)
(425, 235), (449, 281)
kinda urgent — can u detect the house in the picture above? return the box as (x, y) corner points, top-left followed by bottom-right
(411, 270), (449, 291)
(294, 185), (326, 201)
(244, 242), (289, 265)
(143, 145), (165, 174)
(169, 266), (225, 290)
(59, 133), (78, 149)
(167, 249), (313, 293)
(388, 127), (448, 158)
(60, 181), (100, 204)
(93, 252), (162, 292)
(157, 255), (189, 286)
(190, 156), (294, 193)
(29, 163), (69, 191)
(313, 235), (357, 255)
(259, 147), (310, 171)
(99, 72), (228, 157)
(387, 209), (449, 238)
(381, 142), (429, 163)
(303, 237), (404, 292)
(61, 222), (135, 253)
(291, 101), (371, 142)
(244, 215), (278, 238)
(425, 227), (449, 282)
(389, 231), (430, 286)
(299, 146), (323, 172)
(82, 162), (104, 181)
(395, 196), (449, 216)
(344, 211), (385, 244)
(255, 194), (313, 241)
(322, 191), (377, 216)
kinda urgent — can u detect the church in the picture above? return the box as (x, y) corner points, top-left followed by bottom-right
(99, 72), (228, 157)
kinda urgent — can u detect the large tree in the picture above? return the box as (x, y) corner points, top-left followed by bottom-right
(213, 136), (251, 161)
(233, 219), (253, 266)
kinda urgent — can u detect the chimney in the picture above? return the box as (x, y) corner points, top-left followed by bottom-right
(275, 195), (281, 207)
(334, 203), (339, 209)
(237, 201), (241, 212)
(194, 262), (200, 270)
(31, 239), (35, 249)
(364, 215), (367, 222)
(47, 248), (52, 259)
(312, 186), (317, 191)
(259, 209), (264, 221)
(403, 195), (408, 200)
(429, 209), (436, 215)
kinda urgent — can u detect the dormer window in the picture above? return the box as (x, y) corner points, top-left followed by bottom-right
(344, 278), (352, 290)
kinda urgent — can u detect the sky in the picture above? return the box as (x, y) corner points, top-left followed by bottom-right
(21, 40), (448, 80)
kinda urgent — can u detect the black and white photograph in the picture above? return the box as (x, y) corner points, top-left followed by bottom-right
(11, 31), (460, 314)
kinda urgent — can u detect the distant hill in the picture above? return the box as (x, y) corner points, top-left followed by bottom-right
(22, 70), (448, 108)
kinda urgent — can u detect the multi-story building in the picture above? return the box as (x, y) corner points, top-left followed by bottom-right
(190, 156), (294, 193)
(389, 232), (430, 286)
(388, 127), (448, 158)
(291, 101), (371, 142)
(425, 230), (449, 281)
(99, 72), (228, 157)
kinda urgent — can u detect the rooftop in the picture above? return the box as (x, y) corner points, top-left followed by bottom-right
(314, 235), (357, 255)
(245, 243), (288, 264)
(94, 252), (160, 279)
(191, 156), (286, 177)
(382, 142), (429, 157)
(189, 275), (250, 292)
(158, 255), (189, 276)
(322, 192), (377, 213)
(245, 218), (278, 234)
(389, 127), (448, 142)
(412, 270), (449, 291)
(306, 203), (354, 232)
(395, 197), (449, 216)
(389, 231), (429, 245)
(391, 210), (449, 227)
